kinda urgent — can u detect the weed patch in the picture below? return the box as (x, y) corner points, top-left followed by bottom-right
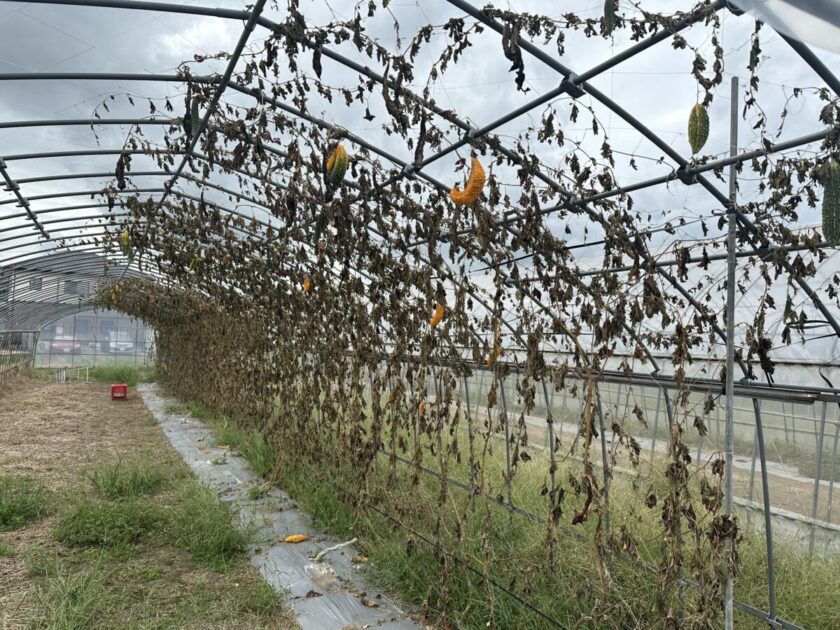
(54, 497), (163, 548)
(0, 475), (52, 531)
(28, 552), (108, 630)
(168, 481), (249, 570)
(88, 365), (157, 388)
(88, 454), (170, 499)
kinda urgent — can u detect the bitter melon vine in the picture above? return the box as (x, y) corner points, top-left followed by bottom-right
(81, 1), (840, 628)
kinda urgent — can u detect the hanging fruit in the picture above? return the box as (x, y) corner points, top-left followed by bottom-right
(324, 144), (349, 187)
(822, 158), (840, 245)
(120, 229), (132, 260)
(688, 103), (709, 154)
(418, 400), (426, 417)
(303, 276), (312, 292)
(182, 93), (193, 139)
(604, 0), (616, 35)
(190, 98), (200, 135)
(430, 303), (445, 327)
(450, 157), (485, 206)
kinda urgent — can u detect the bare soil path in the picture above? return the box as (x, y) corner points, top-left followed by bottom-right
(0, 375), (298, 629)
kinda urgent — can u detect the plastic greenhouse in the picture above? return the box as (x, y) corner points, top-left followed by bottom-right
(1, 1), (840, 628)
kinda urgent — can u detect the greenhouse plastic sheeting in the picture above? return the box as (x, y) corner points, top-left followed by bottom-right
(731, 0), (840, 51)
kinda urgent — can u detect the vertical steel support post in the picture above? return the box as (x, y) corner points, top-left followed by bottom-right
(541, 378), (557, 496)
(614, 382), (622, 420)
(650, 389), (662, 459)
(723, 74), (739, 630)
(462, 372), (477, 508)
(430, 364), (443, 469)
(827, 412), (839, 523)
(748, 426), (758, 502)
(559, 379), (567, 437)
(781, 401), (789, 443)
(810, 400), (828, 553)
(31, 330), (39, 365)
(71, 312), (78, 370)
(751, 397), (777, 622)
(594, 388), (611, 536)
(498, 372), (514, 509)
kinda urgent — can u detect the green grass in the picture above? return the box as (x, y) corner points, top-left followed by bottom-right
(163, 402), (183, 414)
(88, 365), (158, 388)
(189, 402), (277, 478)
(798, 448), (840, 482)
(2, 384), (293, 630)
(28, 552), (108, 630)
(0, 475), (52, 531)
(26, 544), (289, 629)
(168, 481), (249, 570)
(53, 497), (163, 549)
(88, 454), (170, 499)
(55, 466), (248, 572)
(33, 470), (288, 629)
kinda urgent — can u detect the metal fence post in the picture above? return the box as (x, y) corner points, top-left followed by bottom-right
(827, 418), (838, 524)
(781, 401), (789, 444)
(751, 398), (777, 623)
(462, 372), (477, 509)
(810, 400), (828, 553)
(498, 372), (514, 509)
(614, 382), (622, 421)
(559, 379), (567, 438)
(594, 387), (611, 537)
(650, 389), (662, 460)
(541, 378), (557, 496)
(722, 74), (739, 630)
(748, 426), (758, 503)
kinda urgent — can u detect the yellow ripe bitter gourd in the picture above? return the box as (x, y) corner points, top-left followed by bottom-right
(303, 276), (312, 292)
(430, 303), (445, 327)
(688, 104), (709, 155)
(120, 229), (132, 259)
(450, 158), (485, 206)
(325, 144), (349, 187)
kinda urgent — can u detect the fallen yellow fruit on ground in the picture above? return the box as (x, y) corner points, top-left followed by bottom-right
(284, 534), (309, 543)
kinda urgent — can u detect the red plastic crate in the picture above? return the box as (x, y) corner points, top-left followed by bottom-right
(111, 384), (128, 400)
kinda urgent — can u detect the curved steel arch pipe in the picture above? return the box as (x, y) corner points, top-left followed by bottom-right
(0, 0), (252, 22)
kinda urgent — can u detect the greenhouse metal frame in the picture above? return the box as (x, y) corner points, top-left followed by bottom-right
(1, 1), (840, 628)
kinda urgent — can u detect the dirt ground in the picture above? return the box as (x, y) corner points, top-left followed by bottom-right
(0, 375), (297, 629)
(0, 377), (172, 490)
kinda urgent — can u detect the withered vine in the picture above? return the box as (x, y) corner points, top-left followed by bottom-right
(83, 1), (839, 627)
